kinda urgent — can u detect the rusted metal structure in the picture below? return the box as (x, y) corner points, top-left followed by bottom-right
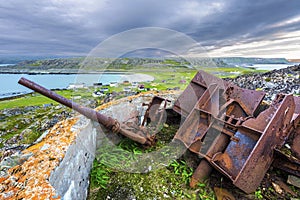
(18, 70), (300, 194)
(171, 70), (300, 193)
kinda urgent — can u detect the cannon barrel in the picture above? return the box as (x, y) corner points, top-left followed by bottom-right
(18, 77), (149, 145)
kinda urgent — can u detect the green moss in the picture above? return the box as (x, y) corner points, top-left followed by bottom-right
(0, 105), (70, 147)
(22, 129), (42, 144)
(89, 158), (210, 200)
(265, 77), (271, 82)
(89, 124), (215, 200)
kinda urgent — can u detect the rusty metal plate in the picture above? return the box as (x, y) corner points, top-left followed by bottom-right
(232, 95), (295, 193)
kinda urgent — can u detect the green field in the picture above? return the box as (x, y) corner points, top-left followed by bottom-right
(0, 90), (88, 110)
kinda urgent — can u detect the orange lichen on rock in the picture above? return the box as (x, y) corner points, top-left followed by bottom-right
(0, 118), (77, 200)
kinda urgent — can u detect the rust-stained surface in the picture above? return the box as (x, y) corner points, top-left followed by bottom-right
(171, 70), (300, 194)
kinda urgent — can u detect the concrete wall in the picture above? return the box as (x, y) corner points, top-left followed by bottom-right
(49, 116), (96, 200)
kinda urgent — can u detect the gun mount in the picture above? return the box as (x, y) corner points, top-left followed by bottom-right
(18, 77), (155, 146)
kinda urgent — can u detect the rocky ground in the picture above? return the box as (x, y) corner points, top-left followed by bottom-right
(0, 91), (141, 161)
(0, 105), (73, 160)
(225, 65), (299, 102)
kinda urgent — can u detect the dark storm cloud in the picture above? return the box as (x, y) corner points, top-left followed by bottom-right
(190, 0), (300, 46)
(0, 0), (299, 57)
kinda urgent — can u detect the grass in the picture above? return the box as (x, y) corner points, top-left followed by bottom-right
(144, 68), (197, 90)
(89, 125), (215, 199)
(0, 105), (71, 147)
(0, 89), (92, 110)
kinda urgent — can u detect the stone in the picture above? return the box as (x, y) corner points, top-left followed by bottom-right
(265, 82), (276, 89)
(40, 144), (51, 151)
(287, 175), (300, 189)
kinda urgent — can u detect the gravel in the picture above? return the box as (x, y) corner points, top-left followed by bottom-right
(225, 65), (299, 102)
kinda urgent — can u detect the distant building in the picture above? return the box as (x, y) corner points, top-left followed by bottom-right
(100, 88), (109, 92)
(123, 87), (131, 92)
(131, 82), (139, 88)
(93, 83), (103, 87)
(138, 84), (145, 91)
(43, 103), (53, 108)
(123, 80), (130, 85)
(92, 91), (105, 97)
(109, 82), (118, 87)
(67, 83), (86, 89)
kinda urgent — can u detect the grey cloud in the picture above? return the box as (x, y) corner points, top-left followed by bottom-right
(0, 0), (299, 57)
(190, 0), (300, 46)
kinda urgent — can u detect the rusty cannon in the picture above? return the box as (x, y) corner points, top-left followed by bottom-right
(18, 77), (155, 146)
(18, 70), (300, 194)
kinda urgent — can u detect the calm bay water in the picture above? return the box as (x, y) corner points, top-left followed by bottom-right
(0, 73), (124, 98)
(248, 63), (295, 70)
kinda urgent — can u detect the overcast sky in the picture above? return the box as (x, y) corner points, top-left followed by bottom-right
(1, 0), (300, 59)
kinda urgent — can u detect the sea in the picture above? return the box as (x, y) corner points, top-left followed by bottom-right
(245, 63), (295, 70)
(0, 72), (124, 99)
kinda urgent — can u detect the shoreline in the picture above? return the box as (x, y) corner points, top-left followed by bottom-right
(0, 71), (134, 75)
(0, 72), (155, 100)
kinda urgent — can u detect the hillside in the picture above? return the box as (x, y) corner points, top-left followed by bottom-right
(0, 57), (292, 74)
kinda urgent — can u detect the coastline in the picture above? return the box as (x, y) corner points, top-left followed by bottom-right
(0, 70), (134, 75)
(0, 71), (155, 100)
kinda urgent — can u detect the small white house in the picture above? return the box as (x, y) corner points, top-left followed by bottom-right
(67, 83), (86, 89)
(131, 82), (139, 88)
(92, 91), (105, 97)
(100, 88), (109, 92)
(110, 82), (118, 87)
(123, 87), (131, 92)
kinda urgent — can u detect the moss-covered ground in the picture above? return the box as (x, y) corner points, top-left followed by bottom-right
(88, 124), (216, 200)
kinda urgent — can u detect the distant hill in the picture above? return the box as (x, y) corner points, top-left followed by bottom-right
(288, 59), (300, 63)
(0, 57), (293, 74)
(0, 55), (73, 65)
(215, 57), (289, 65)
